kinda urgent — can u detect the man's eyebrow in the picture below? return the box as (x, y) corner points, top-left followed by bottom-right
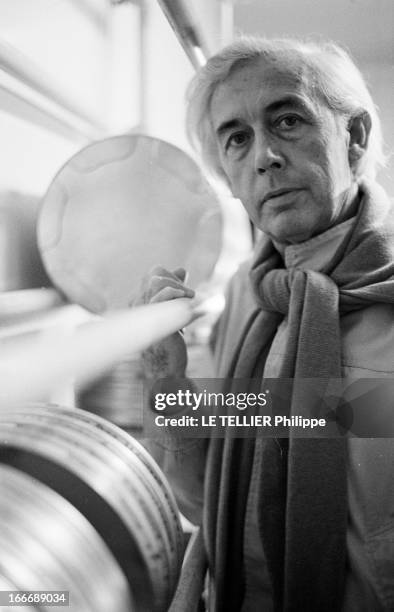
(215, 119), (243, 139)
(265, 95), (313, 114)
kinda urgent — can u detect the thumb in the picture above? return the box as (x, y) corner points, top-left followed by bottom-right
(173, 267), (187, 282)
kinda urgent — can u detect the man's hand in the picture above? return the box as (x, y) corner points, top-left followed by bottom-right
(133, 266), (195, 378)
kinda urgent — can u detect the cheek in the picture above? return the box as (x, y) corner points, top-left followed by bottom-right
(298, 143), (337, 195)
(224, 163), (248, 199)
(307, 130), (351, 186)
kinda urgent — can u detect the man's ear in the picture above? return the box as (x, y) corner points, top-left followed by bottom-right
(347, 111), (371, 169)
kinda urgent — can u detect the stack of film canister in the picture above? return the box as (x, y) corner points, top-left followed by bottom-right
(0, 403), (184, 612)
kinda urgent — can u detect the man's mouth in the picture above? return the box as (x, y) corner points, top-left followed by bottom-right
(262, 188), (302, 205)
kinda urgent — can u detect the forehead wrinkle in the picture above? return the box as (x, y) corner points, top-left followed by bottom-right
(254, 58), (333, 118)
(230, 55), (307, 88)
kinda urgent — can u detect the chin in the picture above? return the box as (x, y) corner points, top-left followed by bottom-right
(263, 214), (315, 245)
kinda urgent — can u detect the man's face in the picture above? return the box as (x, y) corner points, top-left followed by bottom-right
(210, 57), (357, 245)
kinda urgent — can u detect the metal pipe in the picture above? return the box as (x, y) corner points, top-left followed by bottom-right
(0, 41), (105, 141)
(156, 0), (210, 68)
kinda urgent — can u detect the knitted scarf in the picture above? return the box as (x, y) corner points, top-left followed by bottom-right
(203, 180), (394, 612)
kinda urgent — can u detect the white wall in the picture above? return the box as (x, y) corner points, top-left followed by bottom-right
(362, 62), (394, 195)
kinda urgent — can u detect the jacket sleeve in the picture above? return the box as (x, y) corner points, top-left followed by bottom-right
(141, 262), (254, 524)
(140, 308), (228, 525)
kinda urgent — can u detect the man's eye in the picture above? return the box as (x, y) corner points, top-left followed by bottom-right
(227, 132), (249, 148)
(276, 115), (301, 130)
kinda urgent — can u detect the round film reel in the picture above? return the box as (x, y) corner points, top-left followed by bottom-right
(37, 134), (222, 313)
(0, 464), (133, 612)
(0, 405), (184, 611)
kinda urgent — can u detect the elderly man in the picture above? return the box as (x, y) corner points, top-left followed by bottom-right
(140, 37), (394, 612)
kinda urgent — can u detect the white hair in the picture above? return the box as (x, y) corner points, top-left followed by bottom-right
(186, 36), (386, 182)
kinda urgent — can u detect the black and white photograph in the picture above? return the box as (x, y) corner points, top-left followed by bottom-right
(0, 1), (393, 611)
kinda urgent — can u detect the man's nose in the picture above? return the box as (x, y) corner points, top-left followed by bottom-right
(254, 134), (285, 174)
